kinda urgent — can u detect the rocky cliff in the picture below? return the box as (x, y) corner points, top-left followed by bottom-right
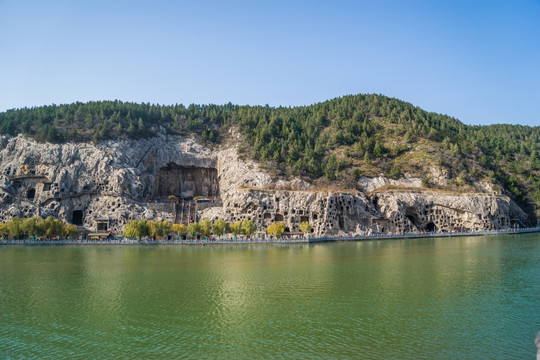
(0, 134), (530, 235)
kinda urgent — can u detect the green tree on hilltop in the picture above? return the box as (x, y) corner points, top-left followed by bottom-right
(373, 140), (384, 158)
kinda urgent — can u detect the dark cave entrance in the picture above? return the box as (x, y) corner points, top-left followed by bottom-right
(405, 207), (420, 228)
(406, 215), (418, 226)
(71, 210), (84, 226)
(425, 222), (437, 232)
(26, 188), (35, 200)
(405, 208), (418, 226)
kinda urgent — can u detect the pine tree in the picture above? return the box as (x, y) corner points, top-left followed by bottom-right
(138, 118), (145, 135)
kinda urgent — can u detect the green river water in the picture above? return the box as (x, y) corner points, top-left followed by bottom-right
(1, 234), (539, 359)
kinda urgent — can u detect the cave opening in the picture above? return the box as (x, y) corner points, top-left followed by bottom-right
(405, 207), (420, 227)
(155, 163), (219, 199)
(338, 215), (344, 229)
(425, 222), (437, 232)
(72, 210), (84, 226)
(26, 188), (35, 200)
(406, 215), (418, 226)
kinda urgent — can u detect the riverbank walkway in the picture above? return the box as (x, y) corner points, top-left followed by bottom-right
(1, 227), (539, 246)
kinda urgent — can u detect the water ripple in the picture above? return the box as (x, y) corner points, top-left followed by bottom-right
(1, 236), (539, 359)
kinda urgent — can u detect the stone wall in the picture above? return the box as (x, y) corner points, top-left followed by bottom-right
(145, 201), (175, 214)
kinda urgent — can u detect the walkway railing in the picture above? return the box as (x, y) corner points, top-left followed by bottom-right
(0, 227), (539, 246)
(308, 227), (540, 243)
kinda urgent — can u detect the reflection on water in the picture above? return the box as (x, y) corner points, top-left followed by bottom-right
(1, 235), (539, 359)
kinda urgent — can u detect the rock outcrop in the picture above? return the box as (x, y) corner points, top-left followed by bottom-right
(0, 134), (217, 233)
(200, 189), (378, 236)
(0, 134), (530, 236)
(201, 188), (527, 236)
(370, 190), (525, 234)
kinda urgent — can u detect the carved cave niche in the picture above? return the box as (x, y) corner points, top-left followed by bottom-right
(154, 163), (220, 199)
(338, 215), (344, 229)
(26, 188), (35, 200)
(405, 207), (420, 227)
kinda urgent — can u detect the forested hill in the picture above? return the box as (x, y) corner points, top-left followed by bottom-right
(1, 94), (539, 218)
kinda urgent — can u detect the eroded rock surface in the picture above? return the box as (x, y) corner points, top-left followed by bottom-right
(0, 134), (530, 235)
(201, 188), (527, 236)
(0, 134), (217, 233)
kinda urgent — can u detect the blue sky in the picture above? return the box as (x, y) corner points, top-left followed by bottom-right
(0, 0), (538, 126)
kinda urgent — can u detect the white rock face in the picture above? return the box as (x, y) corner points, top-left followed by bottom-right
(0, 134), (531, 235)
(371, 190), (526, 233)
(0, 134), (217, 233)
(201, 187), (528, 236)
(358, 176), (422, 193)
(216, 146), (272, 196)
(200, 189), (377, 236)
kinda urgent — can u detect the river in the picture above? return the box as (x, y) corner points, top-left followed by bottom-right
(1, 234), (539, 359)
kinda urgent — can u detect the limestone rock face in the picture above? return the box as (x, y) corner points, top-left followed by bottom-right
(371, 190), (526, 233)
(216, 146), (272, 196)
(0, 134), (531, 235)
(358, 176), (422, 193)
(200, 189), (378, 236)
(0, 134), (218, 233)
(202, 187), (528, 236)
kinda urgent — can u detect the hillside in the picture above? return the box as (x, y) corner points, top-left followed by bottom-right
(0, 94), (539, 219)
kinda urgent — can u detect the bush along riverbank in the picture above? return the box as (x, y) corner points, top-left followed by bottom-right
(1, 227), (538, 246)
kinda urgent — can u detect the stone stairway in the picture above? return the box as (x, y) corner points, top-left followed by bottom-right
(174, 201), (197, 224)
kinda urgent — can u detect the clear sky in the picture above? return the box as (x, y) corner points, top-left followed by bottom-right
(0, 0), (539, 126)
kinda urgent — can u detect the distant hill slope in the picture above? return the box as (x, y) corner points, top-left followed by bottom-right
(1, 94), (539, 219)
